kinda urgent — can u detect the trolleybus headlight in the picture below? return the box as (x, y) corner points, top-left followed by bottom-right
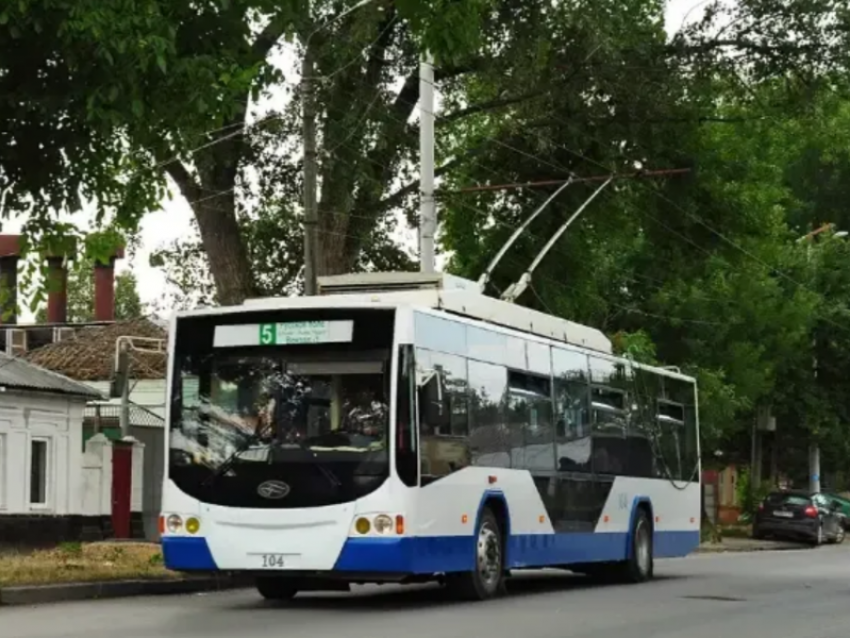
(355, 517), (371, 534)
(166, 514), (183, 533)
(185, 517), (201, 535)
(373, 514), (393, 534)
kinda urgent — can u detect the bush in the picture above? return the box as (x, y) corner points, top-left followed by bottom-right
(736, 466), (772, 519)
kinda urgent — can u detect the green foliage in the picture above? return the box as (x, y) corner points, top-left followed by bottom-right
(736, 467), (773, 519)
(5, 0), (850, 476)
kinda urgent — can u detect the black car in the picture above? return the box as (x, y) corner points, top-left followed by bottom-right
(752, 491), (846, 546)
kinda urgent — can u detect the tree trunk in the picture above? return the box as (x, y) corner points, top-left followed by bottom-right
(165, 162), (255, 306)
(316, 211), (358, 276)
(193, 194), (256, 305)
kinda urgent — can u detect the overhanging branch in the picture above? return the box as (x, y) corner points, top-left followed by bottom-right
(441, 89), (549, 125)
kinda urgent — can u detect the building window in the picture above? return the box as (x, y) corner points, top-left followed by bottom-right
(30, 438), (50, 507)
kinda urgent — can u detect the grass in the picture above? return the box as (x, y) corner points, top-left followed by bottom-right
(0, 542), (177, 588)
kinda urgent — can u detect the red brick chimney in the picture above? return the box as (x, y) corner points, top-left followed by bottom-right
(93, 246), (125, 321)
(46, 257), (69, 323)
(0, 235), (21, 325)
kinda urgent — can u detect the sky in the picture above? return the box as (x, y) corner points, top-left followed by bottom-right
(4, 0), (711, 322)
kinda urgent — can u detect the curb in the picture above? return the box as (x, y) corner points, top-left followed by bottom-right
(0, 574), (253, 606)
(696, 542), (808, 554)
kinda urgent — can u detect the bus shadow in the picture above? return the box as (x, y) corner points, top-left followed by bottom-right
(244, 572), (688, 612)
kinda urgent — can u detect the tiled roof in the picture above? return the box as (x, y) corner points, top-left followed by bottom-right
(84, 402), (165, 428)
(0, 352), (104, 399)
(23, 318), (167, 381)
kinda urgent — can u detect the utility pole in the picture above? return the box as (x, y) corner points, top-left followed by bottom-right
(419, 53), (436, 274)
(799, 223), (848, 493)
(302, 36), (319, 295)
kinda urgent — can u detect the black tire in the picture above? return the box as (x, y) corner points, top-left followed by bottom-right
(752, 526), (766, 540)
(616, 508), (654, 583)
(810, 523), (824, 547)
(256, 576), (299, 601)
(835, 526), (846, 545)
(445, 507), (506, 601)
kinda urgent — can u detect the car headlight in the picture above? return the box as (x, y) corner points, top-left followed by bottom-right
(166, 514), (183, 533)
(373, 514), (394, 534)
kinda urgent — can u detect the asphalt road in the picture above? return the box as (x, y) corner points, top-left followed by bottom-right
(4, 546), (850, 638)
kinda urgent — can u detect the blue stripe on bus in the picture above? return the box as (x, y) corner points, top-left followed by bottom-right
(162, 536), (218, 571)
(333, 530), (699, 573)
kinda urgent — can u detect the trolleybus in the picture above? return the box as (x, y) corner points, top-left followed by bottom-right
(161, 272), (700, 601)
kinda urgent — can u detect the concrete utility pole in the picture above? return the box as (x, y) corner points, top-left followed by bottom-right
(799, 224), (848, 493)
(301, 0), (380, 295)
(302, 40), (319, 296)
(419, 52), (436, 274)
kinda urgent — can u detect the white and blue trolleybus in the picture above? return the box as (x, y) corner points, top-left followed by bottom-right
(161, 272), (700, 601)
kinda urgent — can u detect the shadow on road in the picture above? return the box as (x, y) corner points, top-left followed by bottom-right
(229, 572), (688, 612)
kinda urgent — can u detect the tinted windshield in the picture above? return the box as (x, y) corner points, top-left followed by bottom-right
(168, 309), (395, 508)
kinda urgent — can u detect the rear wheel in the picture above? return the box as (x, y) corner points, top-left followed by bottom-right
(256, 577), (299, 601)
(445, 507), (506, 601)
(811, 523), (824, 547)
(830, 525), (845, 545)
(617, 509), (654, 583)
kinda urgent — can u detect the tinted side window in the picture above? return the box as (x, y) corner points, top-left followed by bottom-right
(629, 369), (660, 478)
(553, 349), (590, 473)
(416, 349), (469, 481)
(507, 370), (555, 471)
(589, 357), (630, 476)
(663, 377), (698, 482)
(467, 360), (509, 468)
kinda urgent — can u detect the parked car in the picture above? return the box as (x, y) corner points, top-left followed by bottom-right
(752, 491), (845, 546)
(821, 492), (850, 529)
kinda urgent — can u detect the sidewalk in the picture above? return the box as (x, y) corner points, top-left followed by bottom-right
(697, 537), (812, 553)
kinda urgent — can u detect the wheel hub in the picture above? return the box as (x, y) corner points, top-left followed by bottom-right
(635, 522), (651, 575)
(477, 522), (501, 589)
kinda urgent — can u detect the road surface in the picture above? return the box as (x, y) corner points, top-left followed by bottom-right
(4, 546), (849, 638)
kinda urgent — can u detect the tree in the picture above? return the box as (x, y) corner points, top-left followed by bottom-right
(2, 0), (497, 306)
(35, 260), (144, 323)
(4, 1), (848, 307)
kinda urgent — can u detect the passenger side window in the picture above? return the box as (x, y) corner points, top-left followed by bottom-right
(552, 349), (591, 473)
(467, 360), (509, 468)
(415, 349), (469, 481)
(628, 369), (660, 478)
(662, 377), (698, 482)
(506, 371), (554, 471)
(589, 357), (630, 476)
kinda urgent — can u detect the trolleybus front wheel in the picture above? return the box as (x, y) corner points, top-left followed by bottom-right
(255, 576), (299, 601)
(445, 506), (507, 601)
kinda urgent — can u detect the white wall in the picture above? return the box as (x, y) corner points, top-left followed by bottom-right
(0, 393), (145, 517)
(85, 379), (166, 419)
(80, 434), (145, 516)
(0, 391), (86, 516)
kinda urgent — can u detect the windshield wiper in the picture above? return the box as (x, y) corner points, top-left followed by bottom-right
(200, 424), (272, 488)
(291, 439), (343, 491)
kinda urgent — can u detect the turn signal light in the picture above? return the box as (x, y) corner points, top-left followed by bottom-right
(395, 515), (405, 535)
(185, 517), (201, 534)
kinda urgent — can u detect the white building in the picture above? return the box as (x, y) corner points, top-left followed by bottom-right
(0, 352), (105, 545)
